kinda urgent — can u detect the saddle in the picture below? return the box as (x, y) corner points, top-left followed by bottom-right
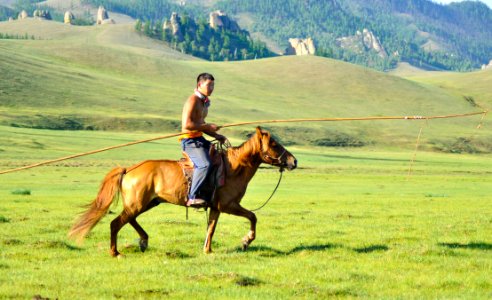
(178, 144), (226, 202)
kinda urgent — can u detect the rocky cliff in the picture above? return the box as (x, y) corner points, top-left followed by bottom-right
(163, 12), (183, 40)
(33, 10), (52, 20)
(18, 10), (28, 20)
(209, 10), (240, 32)
(96, 6), (114, 25)
(64, 11), (74, 24)
(284, 38), (316, 56)
(337, 29), (387, 58)
(481, 60), (492, 70)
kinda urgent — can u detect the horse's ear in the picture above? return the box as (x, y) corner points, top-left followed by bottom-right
(256, 126), (262, 137)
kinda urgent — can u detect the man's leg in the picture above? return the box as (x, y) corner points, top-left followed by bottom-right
(182, 138), (212, 206)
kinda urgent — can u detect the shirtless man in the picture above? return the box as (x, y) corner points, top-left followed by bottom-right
(180, 73), (226, 207)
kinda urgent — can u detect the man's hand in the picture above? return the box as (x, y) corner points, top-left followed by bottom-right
(205, 123), (221, 133)
(215, 134), (227, 144)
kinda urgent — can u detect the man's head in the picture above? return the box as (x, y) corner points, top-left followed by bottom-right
(196, 73), (215, 97)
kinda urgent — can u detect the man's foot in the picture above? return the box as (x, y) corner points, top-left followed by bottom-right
(186, 198), (207, 208)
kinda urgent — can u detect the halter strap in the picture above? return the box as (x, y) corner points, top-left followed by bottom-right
(263, 149), (287, 166)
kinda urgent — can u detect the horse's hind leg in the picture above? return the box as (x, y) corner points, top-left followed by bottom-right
(110, 211), (131, 257)
(203, 208), (221, 254)
(129, 219), (148, 252)
(222, 203), (257, 250)
(129, 198), (161, 253)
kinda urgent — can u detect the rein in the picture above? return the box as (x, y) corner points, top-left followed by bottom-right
(212, 139), (285, 212)
(250, 167), (284, 212)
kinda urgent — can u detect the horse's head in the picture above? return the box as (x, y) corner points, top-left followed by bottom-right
(256, 127), (297, 171)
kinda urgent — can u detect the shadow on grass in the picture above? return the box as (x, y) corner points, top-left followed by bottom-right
(438, 242), (492, 251)
(122, 243), (194, 258)
(232, 243), (341, 257)
(353, 244), (389, 253)
(288, 243), (341, 254)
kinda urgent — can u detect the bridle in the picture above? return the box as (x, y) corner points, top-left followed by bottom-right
(263, 149), (287, 170)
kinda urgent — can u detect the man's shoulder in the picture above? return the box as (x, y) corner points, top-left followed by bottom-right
(186, 94), (203, 106)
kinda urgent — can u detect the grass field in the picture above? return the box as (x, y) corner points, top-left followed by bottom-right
(0, 126), (491, 299)
(1, 18), (491, 299)
(1, 20), (490, 150)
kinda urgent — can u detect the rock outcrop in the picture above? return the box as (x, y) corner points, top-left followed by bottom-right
(163, 12), (183, 40)
(33, 10), (52, 20)
(209, 10), (240, 31)
(284, 38), (316, 56)
(96, 6), (114, 25)
(481, 60), (492, 70)
(18, 10), (28, 20)
(170, 12), (182, 37)
(64, 11), (74, 24)
(337, 29), (387, 58)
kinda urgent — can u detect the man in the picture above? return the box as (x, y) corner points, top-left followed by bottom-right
(180, 73), (226, 207)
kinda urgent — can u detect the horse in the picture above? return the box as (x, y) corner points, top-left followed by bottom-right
(69, 127), (297, 257)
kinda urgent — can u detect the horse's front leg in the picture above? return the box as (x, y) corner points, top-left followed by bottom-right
(222, 203), (257, 250)
(203, 208), (220, 253)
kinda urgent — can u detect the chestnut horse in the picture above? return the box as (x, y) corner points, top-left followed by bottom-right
(69, 127), (297, 257)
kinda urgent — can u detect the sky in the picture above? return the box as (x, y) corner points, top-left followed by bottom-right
(433, 0), (492, 8)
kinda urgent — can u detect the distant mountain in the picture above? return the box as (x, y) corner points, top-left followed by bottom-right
(3, 0), (491, 71)
(216, 0), (492, 71)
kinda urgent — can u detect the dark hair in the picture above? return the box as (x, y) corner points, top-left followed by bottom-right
(197, 73), (215, 84)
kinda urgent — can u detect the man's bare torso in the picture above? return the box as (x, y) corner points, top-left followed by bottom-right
(181, 94), (208, 133)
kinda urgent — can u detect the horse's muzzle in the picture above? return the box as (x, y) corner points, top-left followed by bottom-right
(285, 156), (297, 171)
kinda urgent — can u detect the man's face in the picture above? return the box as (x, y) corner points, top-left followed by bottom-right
(198, 79), (214, 97)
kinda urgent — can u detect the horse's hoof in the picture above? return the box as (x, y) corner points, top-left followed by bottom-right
(242, 242), (249, 251)
(117, 253), (125, 260)
(139, 239), (148, 252)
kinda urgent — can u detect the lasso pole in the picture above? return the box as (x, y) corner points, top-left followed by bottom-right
(0, 110), (487, 175)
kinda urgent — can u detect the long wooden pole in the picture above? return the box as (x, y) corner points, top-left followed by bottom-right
(0, 110), (487, 175)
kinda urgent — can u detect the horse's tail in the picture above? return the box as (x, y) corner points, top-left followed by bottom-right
(68, 167), (126, 243)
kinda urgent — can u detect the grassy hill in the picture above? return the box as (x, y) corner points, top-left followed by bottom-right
(0, 18), (490, 152)
(1, 19), (491, 299)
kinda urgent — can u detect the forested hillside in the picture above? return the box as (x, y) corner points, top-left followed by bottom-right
(136, 15), (272, 61)
(3, 0), (492, 71)
(217, 0), (492, 71)
(348, 0), (492, 70)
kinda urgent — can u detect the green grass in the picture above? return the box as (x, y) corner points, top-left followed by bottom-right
(1, 18), (491, 298)
(0, 20), (490, 150)
(0, 126), (491, 299)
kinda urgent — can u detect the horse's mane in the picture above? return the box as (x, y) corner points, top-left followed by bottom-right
(226, 132), (262, 170)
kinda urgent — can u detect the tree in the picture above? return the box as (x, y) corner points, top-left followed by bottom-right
(143, 20), (151, 36)
(135, 19), (142, 32)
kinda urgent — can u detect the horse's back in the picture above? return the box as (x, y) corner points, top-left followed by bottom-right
(121, 159), (187, 206)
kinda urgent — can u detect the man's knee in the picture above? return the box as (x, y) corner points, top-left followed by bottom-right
(195, 159), (212, 170)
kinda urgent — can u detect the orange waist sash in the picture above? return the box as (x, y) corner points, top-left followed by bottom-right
(178, 131), (203, 141)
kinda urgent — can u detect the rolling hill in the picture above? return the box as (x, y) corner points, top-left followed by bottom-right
(3, 0), (492, 71)
(0, 18), (490, 152)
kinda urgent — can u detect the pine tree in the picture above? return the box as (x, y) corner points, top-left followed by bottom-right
(135, 19), (142, 32)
